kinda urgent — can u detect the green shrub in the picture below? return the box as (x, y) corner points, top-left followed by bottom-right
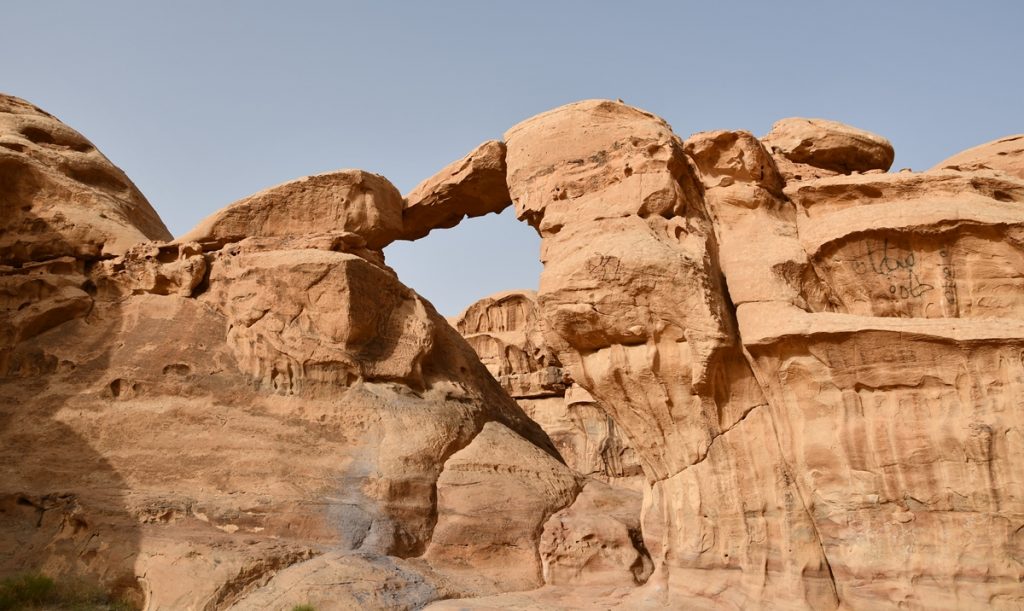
(0, 572), (55, 608)
(291, 605), (317, 611)
(0, 571), (137, 610)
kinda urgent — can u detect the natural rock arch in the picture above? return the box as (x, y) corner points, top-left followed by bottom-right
(4, 90), (1024, 610)
(394, 99), (1024, 609)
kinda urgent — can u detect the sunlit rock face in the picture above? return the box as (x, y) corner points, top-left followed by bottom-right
(503, 100), (838, 609)
(931, 133), (1024, 180)
(0, 94), (170, 265)
(682, 120), (1024, 609)
(3, 91), (1024, 610)
(499, 100), (1024, 609)
(762, 117), (895, 175)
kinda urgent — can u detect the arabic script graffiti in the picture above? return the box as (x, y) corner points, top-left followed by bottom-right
(850, 238), (935, 299)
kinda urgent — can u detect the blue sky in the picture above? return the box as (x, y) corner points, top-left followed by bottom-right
(3, 2), (1022, 315)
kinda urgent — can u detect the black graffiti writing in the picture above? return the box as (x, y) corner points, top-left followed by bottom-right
(939, 248), (956, 305)
(585, 255), (622, 282)
(858, 238), (935, 300)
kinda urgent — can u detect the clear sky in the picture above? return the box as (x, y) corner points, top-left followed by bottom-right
(3, 2), (1022, 316)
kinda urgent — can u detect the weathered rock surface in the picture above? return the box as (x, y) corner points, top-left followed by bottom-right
(453, 290), (561, 398)
(0, 96), (571, 610)
(540, 480), (651, 587)
(505, 100), (703, 236)
(0, 94), (170, 264)
(506, 100), (838, 609)
(400, 140), (512, 241)
(4, 93), (1024, 611)
(763, 117), (895, 174)
(932, 133), (1024, 180)
(454, 290), (644, 485)
(685, 126), (1024, 609)
(424, 421), (580, 592)
(180, 169), (404, 250)
(520, 394), (643, 486)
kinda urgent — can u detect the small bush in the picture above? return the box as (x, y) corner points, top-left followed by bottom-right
(0, 572), (55, 608)
(0, 571), (137, 610)
(291, 605), (317, 611)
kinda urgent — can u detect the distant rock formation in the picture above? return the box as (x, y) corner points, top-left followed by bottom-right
(453, 290), (644, 486)
(3, 92), (1023, 610)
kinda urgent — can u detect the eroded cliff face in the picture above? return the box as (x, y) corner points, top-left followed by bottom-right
(501, 101), (838, 609)
(686, 121), (1024, 608)
(0, 93), (576, 610)
(3, 92), (1023, 610)
(437, 101), (1024, 609)
(496, 102), (1023, 609)
(453, 290), (644, 487)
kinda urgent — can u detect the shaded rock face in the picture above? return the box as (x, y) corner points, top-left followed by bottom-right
(453, 290), (644, 486)
(424, 421), (581, 592)
(4, 92), (1024, 611)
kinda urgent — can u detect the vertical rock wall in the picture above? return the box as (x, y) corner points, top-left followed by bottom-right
(503, 100), (838, 608)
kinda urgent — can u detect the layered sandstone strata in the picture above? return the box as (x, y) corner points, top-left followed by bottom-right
(3, 91), (1024, 611)
(496, 99), (1024, 609)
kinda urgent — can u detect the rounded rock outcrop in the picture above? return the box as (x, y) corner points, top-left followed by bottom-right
(180, 169), (404, 250)
(762, 117), (895, 174)
(0, 94), (171, 264)
(931, 133), (1024, 180)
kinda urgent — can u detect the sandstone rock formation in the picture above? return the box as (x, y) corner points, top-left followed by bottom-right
(453, 290), (644, 486)
(399, 140), (511, 241)
(724, 161), (1024, 609)
(424, 421), (580, 592)
(504, 100), (838, 609)
(932, 133), (1024, 180)
(0, 95), (170, 265)
(0, 94), (573, 609)
(540, 480), (651, 587)
(180, 169), (404, 251)
(452, 290), (560, 398)
(762, 117), (895, 175)
(4, 91), (1024, 611)
(495, 99), (1022, 609)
